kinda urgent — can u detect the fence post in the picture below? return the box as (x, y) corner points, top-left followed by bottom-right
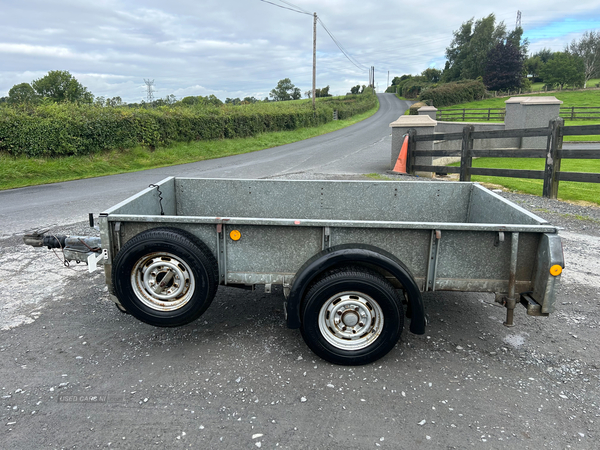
(543, 118), (564, 199)
(459, 125), (474, 182)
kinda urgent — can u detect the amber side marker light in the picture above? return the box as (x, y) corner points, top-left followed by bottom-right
(550, 265), (562, 276)
(230, 230), (241, 241)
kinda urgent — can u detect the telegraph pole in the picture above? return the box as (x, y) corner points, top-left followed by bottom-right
(312, 12), (317, 111)
(372, 66), (375, 90)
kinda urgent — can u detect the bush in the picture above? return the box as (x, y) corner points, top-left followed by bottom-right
(402, 80), (432, 99)
(418, 80), (487, 107)
(0, 94), (377, 157)
(520, 78), (532, 91)
(408, 102), (428, 115)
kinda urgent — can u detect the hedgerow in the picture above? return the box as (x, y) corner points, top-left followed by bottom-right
(0, 93), (376, 157)
(418, 80), (488, 107)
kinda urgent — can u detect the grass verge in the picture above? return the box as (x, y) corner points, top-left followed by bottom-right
(0, 104), (379, 191)
(449, 158), (600, 205)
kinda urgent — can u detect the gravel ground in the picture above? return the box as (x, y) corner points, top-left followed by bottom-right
(1, 174), (599, 449)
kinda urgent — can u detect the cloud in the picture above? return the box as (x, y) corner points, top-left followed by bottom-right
(1, 1), (600, 101)
(0, 43), (103, 61)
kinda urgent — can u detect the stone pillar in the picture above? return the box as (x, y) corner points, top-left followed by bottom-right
(504, 96), (562, 148)
(389, 115), (437, 177)
(418, 106), (438, 120)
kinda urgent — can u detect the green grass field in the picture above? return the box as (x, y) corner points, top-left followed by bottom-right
(0, 104), (379, 191)
(529, 78), (600, 91)
(448, 158), (600, 205)
(439, 90), (600, 204)
(438, 90), (600, 141)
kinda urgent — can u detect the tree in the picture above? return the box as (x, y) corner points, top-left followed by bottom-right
(534, 48), (554, 63)
(391, 75), (411, 86)
(31, 70), (94, 103)
(269, 78), (300, 101)
(524, 56), (543, 80)
(180, 95), (223, 107)
(291, 87), (301, 100)
(312, 86), (332, 98)
(483, 41), (524, 91)
(8, 82), (38, 104)
(421, 68), (442, 83)
(106, 96), (124, 107)
(568, 31), (600, 88)
(205, 94), (223, 106)
(443, 14), (508, 82)
(350, 85), (361, 94)
(539, 52), (585, 89)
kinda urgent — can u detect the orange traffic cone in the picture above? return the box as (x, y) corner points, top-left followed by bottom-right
(392, 134), (408, 173)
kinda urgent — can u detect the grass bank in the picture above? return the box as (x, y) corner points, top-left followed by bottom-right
(0, 104), (379, 191)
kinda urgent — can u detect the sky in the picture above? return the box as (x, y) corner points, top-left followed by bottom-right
(2, 0), (600, 103)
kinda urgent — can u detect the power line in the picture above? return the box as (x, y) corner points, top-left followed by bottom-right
(278, 0), (310, 14)
(259, 0), (311, 16)
(317, 17), (368, 71)
(259, 0), (368, 73)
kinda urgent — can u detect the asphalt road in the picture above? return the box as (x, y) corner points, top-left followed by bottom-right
(2, 94), (600, 449)
(0, 93), (412, 238)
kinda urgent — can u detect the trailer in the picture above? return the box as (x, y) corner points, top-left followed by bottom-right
(24, 177), (564, 365)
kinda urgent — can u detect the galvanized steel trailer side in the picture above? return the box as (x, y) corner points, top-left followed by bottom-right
(98, 177), (563, 333)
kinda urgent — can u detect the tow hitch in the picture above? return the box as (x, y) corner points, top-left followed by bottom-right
(23, 231), (106, 272)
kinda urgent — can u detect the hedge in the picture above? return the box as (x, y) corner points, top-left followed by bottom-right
(418, 80), (487, 108)
(0, 94), (377, 157)
(402, 80), (432, 99)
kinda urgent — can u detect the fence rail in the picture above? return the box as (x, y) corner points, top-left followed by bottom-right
(436, 108), (505, 121)
(405, 119), (600, 199)
(436, 106), (600, 122)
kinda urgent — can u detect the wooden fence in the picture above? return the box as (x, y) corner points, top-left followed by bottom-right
(436, 108), (505, 121)
(560, 106), (600, 120)
(436, 106), (600, 122)
(406, 119), (600, 199)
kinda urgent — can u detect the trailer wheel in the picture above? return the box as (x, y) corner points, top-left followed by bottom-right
(112, 228), (218, 327)
(300, 268), (403, 365)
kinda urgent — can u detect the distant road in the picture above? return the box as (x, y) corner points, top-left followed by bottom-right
(0, 93), (413, 237)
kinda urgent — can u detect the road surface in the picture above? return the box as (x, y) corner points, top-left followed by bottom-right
(0, 93), (412, 238)
(2, 94), (599, 449)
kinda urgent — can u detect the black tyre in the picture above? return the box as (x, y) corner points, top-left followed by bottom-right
(300, 268), (404, 365)
(112, 228), (218, 327)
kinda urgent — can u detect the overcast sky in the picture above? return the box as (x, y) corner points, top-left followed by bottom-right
(2, 0), (600, 103)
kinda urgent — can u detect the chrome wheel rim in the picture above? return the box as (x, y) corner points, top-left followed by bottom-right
(318, 291), (384, 351)
(131, 252), (195, 311)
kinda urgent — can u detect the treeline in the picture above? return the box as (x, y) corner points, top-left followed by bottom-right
(386, 14), (600, 107)
(0, 73), (337, 108)
(0, 91), (376, 158)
